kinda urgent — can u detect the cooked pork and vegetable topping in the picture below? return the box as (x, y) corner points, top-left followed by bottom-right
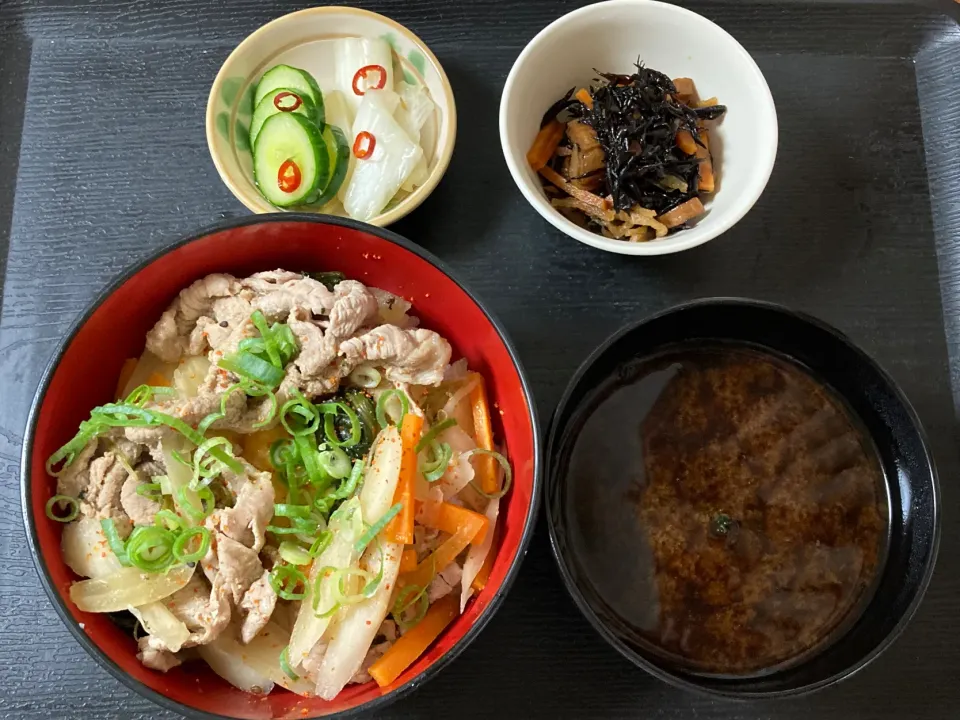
(250, 36), (436, 220)
(528, 64), (726, 241)
(44, 269), (510, 699)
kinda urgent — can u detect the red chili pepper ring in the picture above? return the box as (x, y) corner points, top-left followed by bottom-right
(273, 92), (303, 112)
(353, 131), (377, 160)
(277, 159), (302, 193)
(352, 65), (387, 96)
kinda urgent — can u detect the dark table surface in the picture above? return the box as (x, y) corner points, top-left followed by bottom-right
(2, 1), (960, 718)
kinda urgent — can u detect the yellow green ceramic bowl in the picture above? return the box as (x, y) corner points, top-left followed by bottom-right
(206, 6), (457, 226)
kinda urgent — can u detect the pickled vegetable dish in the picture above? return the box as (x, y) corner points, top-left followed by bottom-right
(249, 36), (436, 221)
(44, 269), (510, 699)
(528, 64), (726, 241)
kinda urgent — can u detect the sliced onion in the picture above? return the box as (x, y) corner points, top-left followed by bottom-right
(62, 516), (124, 579)
(460, 497), (500, 612)
(69, 564), (194, 613)
(197, 632), (275, 695)
(130, 602), (191, 652)
(243, 622), (317, 696)
(348, 365), (382, 389)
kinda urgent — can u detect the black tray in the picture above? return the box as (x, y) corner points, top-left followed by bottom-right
(2, 1), (959, 718)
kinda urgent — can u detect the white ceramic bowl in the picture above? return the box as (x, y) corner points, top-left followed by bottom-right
(207, 6), (456, 226)
(499, 0), (778, 256)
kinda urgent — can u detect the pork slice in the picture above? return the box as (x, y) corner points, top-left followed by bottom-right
(212, 534), (264, 605)
(244, 273), (335, 321)
(328, 280), (379, 338)
(426, 562), (462, 603)
(137, 636), (182, 672)
(166, 574), (232, 646)
(239, 570), (278, 644)
(120, 474), (161, 527)
(288, 309), (337, 378)
(211, 467), (275, 551)
(81, 452), (133, 538)
(339, 326), (452, 386)
(56, 439), (98, 499)
(146, 274), (242, 362)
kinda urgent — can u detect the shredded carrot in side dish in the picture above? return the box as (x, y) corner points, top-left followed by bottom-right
(471, 521), (500, 592)
(400, 514), (488, 591)
(399, 548), (418, 574)
(470, 376), (499, 494)
(415, 500), (489, 545)
(696, 128), (715, 192)
(575, 88), (593, 109)
(384, 413), (423, 545)
(115, 358), (137, 399)
(526, 119), (566, 171)
(368, 593), (459, 687)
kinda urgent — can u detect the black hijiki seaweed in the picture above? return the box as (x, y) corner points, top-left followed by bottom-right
(544, 63), (727, 216)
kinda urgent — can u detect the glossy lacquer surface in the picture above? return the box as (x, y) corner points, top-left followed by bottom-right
(2, 1), (960, 718)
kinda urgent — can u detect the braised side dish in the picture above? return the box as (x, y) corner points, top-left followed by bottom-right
(564, 345), (888, 675)
(44, 270), (510, 698)
(528, 65), (726, 241)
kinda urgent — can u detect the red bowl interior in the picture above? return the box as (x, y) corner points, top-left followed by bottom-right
(24, 217), (539, 719)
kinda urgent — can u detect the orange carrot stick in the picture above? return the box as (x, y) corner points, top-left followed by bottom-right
(675, 130), (697, 155)
(526, 120), (566, 171)
(470, 376), (499, 495)
(115, 358), (138, 399)
(414, 500), (489, 545)
(471, 521), (499, 592)
(399, 513), (488, 592)
(384, 413), (423, 545)
(368, 593), (459, 687)
(575, 88), (593, 110)
(399, 548), (418, 574)
(696, 128), (715, 192)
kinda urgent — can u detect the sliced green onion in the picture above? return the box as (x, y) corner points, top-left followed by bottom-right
(348, 365), (382, 389)
(219, 350), (285, 388)
(154, 509), (184, 533)
(392, 583), (430, 631)
(246, 382), (278, 430)
(177, 484), (215, 522)
(309, 531), (332, 557)
(375, 389), (409, 428)
(317, 447), (351, 479)
(196, 382), (245, 434)
(467, 449), (513, 499)
(267, 524), (308, 535)
(45, 495), (79, 523)
(269, 438), (298, 470)
(334, 459), (365, 500)
(313, 490), (338, 517)
(274, 503), (312, 519)
(135, 482), (163, 500)
(250, 310), (282, 368)
(278, 540), (313, 566)
(238, 337), (267, 355)
(100, 518), (131, 566)
(269, 565), (307, 601)
(354, 502), (402, 553)
(416, 418), (457, 453)
(319, 401), (362, 448)
(281, 391), (322, 436)
(294, 433), (330, 487)
(172, 526), (211, 563)
(336, 566), (376, 605)
(421, 441), (453, 483)
(272, 322), (299, 366)
(279, 646), (299, 681)
(189, 436), (237, 490)
(126, 525), (177, 572)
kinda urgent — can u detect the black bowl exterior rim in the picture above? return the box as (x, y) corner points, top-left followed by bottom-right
(20, 212), (543, 720)
(545, 296), (941, 699)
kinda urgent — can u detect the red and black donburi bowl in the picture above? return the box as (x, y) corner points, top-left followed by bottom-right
(20, 214), (541, 719)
